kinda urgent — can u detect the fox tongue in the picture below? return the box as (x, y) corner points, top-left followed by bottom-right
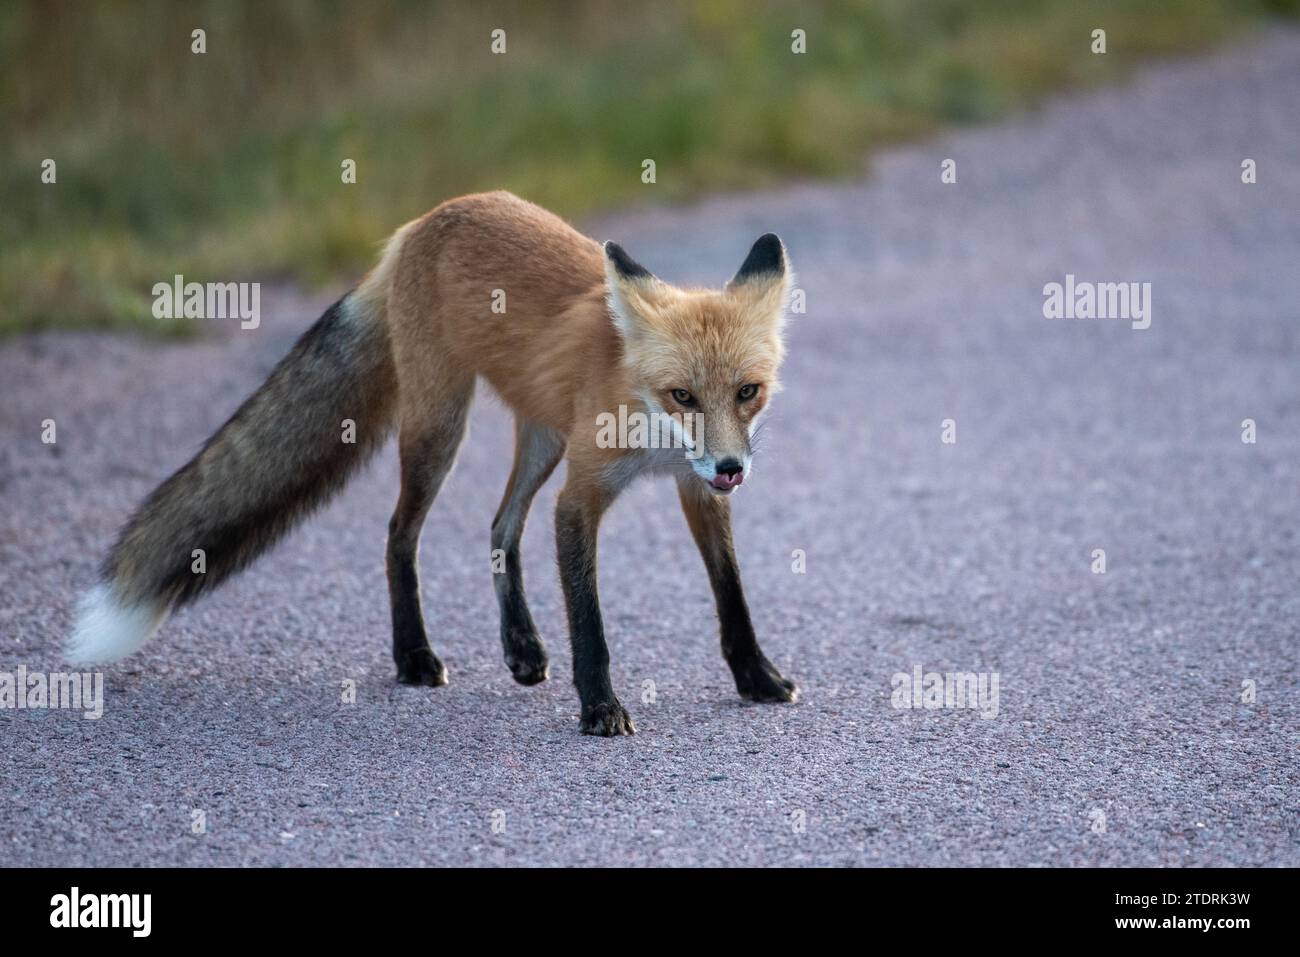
(711, 473), (743, 490)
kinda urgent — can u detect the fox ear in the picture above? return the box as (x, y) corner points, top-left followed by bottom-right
(729, 233), (785, 285)
(604, 241), (663, 339)
(727, 233), (791, 319)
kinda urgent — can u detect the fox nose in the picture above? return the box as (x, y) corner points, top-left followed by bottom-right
(711, 459), (745, 489)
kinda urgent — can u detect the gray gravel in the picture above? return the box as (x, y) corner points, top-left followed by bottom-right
(2, 32), (1298, 867)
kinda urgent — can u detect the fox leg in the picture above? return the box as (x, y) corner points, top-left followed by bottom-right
(491, 418), (566, 685)
(677, 476), (798, 703)
(387, 386), (473, 687)
(555, 477), (635, 735)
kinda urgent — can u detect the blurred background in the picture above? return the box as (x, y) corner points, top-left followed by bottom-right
(2, 0), (1296, 335)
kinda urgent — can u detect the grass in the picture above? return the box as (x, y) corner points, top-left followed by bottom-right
(2, 0), (1295, 336)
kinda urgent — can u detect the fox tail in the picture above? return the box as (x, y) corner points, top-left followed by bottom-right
(66, 227), (414, 663)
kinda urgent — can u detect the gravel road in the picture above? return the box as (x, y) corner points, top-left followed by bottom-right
(1, 32), (1297, 866)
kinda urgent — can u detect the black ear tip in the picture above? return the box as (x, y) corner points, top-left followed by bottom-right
(735, 233), (785, 282)
(604, 241), (652, 280)
(754, 233), (784, 260)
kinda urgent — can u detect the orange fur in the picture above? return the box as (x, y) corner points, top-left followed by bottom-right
(385, 190), (790, 497)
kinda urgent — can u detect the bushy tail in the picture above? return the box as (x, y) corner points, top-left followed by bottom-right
(67, 232), (412, 663)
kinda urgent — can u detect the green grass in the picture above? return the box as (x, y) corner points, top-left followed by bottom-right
(2, 0), (1294, 336)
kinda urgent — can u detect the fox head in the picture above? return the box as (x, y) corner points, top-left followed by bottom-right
(603, 234), (791, 494)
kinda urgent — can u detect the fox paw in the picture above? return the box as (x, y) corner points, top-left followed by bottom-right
(395, 647), (448, 688)
(580, 700), (636, 736)
(733, 657), (799, 703)
(503, 630), (549, 686)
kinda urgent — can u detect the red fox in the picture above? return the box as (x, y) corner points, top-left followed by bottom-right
(68, 191), (798, 735)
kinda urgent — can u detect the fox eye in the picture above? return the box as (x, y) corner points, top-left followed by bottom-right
(671, 388), (695, 406)
(737, 383), (759, 402)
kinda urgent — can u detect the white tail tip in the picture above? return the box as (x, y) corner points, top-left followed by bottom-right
(65, 584), (167, 664)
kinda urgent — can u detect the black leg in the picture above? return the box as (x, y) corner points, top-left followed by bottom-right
(555, 491), (634, 735)
(386, 418), (467, 688)
(388, 529), (447, 687)
(678, 478), (798, 703)
(494, 541), (549, 684)
(491, 420), (564, 685)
